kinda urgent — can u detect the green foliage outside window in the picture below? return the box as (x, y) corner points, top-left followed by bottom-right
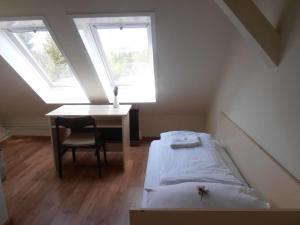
(16, 31), (71, 82)
(44, 38), (67, 65)
(108, 50), (148, 81)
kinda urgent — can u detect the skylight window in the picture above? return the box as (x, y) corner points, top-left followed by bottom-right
(73, 15), (157, 103)
(13, 30), (76, 86)
(0, 19), (89, 103)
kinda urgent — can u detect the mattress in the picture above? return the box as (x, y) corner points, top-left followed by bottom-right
(159, 133), (245, 186)
(144, 138), (247, 189)
(142, 133), (269, 208)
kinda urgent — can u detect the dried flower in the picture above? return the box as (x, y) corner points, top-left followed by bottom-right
(113, 86), (118, 96)
(197, 185), (209, 200)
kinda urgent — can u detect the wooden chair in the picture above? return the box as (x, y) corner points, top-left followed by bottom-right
(55, 116), (107, 178)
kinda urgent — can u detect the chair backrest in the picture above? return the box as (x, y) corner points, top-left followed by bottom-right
(55, 116), (98, 146)
(55, 116), (96, 130)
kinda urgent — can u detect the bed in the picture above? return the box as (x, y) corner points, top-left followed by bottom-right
(142, 131), (269, 209)
(130, 113), (300, 225)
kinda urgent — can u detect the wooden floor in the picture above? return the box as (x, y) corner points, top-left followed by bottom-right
(2, 137), (150, 225)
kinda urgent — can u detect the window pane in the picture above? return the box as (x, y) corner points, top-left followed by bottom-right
(97, 27), (153, 86)
(13, 30), (76, 85)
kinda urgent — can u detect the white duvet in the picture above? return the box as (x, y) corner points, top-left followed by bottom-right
(145, 182), (270, 209)
(159, 132), (246, 186)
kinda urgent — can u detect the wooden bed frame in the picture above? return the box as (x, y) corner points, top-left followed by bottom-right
(130, 209), (300, 225)
(130, 112), (300, 225)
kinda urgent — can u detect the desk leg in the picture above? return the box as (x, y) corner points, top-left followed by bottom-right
(49, 117), (59, 176)
(122, 114), (130, 170)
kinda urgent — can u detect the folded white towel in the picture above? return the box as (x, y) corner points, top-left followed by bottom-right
(169, 134), (202, 149)
(171, 142), (201, 149)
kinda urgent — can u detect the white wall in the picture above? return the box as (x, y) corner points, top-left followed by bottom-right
(140, 114), (204, 137)
(207, 0), (300, 180)
(0, 0), (236, 137)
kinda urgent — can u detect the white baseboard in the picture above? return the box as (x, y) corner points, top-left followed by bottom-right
(1, 114), (206, 138)
(1, 121), (50, 136)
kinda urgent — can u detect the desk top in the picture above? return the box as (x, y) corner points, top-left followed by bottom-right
(46, 105), (132, 117)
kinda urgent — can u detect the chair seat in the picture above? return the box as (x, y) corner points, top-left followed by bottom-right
(62, 132), (96, 147)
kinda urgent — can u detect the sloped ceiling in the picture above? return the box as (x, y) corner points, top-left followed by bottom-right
(253, 0), (287, 28)
(0, 0), (237, 122)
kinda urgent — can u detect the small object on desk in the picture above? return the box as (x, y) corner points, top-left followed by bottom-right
(113, 86), (119, 108)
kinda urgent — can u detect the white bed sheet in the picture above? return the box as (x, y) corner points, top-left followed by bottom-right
(142, 140), (162, 207)
(142, 138), (248, 206)
(144, 140), (163, 189)
(159, 133), (246, 186)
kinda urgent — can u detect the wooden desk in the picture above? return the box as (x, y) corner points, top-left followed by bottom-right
(46, 105), (131, 176)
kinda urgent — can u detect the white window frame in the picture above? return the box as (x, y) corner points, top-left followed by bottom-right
(72, 13), (157, 103)
(90, 23), (151, 87)
(0, 17), (90, 104)
(5, 27), (55, 87)
(3, 24), (76, 88)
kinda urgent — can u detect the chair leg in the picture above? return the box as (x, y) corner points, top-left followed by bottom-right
(96, 148), (101, 178)
(58, 148), (63, 178)
(103, 143), (107, 164)
(72, 147), (76, 163)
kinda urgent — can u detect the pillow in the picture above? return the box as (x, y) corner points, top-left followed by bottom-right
(160, 131), (209, 141)
(160, 131), (197, 140)
(144, 182), (270, 209)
